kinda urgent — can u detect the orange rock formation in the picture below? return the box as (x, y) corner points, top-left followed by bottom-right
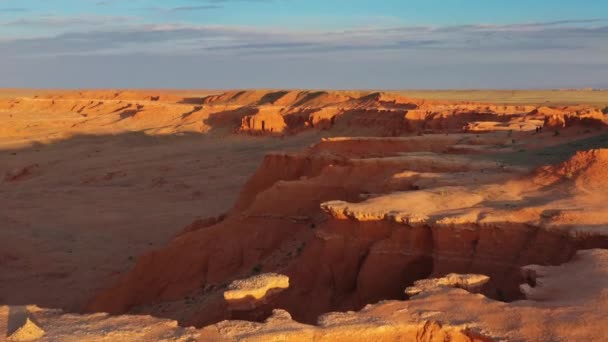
(1, 90), (605, 148)
(1, 89), (608, 341)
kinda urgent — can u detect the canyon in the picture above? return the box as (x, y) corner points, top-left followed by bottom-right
(1, 89), (608, 341)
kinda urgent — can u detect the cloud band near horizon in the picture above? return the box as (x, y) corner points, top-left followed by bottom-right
(0, 0), (607, 89)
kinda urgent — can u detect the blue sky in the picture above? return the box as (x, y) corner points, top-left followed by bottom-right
(0, 0), (607, 89)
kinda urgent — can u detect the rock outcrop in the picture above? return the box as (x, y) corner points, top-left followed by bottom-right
(1, 90), (605, 144)
(0, 305), (198, 342)
(87, 134), (608, 330)
(224, 273), (289, 311)
(7, 318), (45, 342)
(239, 109), (287, 135)
(198, 249), (608, 341)
(404, 274), (490, 297)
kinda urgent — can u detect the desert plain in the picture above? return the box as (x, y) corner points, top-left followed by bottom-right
(1, 88), (608, 341)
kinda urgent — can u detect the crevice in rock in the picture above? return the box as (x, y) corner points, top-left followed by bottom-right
(256, 220), (604, 325)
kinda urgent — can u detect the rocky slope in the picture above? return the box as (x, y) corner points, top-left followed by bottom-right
(2, 89), (608, 341)
(87, 132), (608, 341)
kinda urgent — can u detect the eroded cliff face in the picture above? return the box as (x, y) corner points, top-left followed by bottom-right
(1, 90), (605, 146)
(3, 89), (608, 341)
(196, 248), (608, 342)
(8, 248), (608, 341)
(87, 129), (608, 340)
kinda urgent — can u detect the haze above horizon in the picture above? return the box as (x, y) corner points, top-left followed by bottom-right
(1, 0), (607, 89)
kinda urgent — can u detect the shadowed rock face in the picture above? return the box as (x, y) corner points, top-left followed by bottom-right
(2, 89), (608, 341)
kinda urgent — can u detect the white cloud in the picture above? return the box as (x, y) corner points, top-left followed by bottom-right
(0, 14), (606, 88)
(1, 19), (606, 57)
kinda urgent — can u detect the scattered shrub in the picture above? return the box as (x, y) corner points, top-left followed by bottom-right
(251, 264), (262, 275)
(296, 242), (306, 256)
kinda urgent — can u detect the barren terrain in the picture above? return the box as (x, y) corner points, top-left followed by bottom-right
(1, 89), (608, 341)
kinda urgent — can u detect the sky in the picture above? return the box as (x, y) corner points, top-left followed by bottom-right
(0, 0), (607, 89)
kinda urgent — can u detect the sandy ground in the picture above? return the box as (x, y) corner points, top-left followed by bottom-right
(396, 89), (608, 107)
(2, 88), (606, 106)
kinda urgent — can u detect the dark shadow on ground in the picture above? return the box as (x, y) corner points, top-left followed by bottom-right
(488, 132), (608, 167)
